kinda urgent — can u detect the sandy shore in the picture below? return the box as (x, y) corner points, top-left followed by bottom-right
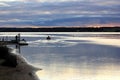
(0, 46), (41, 80)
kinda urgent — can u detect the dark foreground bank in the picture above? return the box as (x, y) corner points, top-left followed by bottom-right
(0, 46), (40, 80)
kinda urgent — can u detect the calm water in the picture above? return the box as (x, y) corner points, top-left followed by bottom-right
(0, 32), (120, 80)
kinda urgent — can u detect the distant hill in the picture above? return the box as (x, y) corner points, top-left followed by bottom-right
(0, 27), (120, 32)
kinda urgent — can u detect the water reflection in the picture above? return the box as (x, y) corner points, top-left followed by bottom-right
(36, 63), (120, 80)
(0, 32), (120, 80)
(22, 43), (120, 80)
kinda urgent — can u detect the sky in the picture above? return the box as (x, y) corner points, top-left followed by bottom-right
(0, 0), (120, 27)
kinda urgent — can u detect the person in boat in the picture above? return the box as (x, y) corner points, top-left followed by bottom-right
(46, 36), (51, 40)
(22, 39), (25, 41)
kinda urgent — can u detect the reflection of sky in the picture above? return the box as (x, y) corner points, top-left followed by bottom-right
(18, 32), (120, 80)
(30, 42), (120, 80)
(0, 0), (120, 27)
(36, 65), (120, 80)
(0, 32), (120, 80)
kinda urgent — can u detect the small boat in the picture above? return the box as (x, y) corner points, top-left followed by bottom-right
(18, 39), (28, 45)
(18, 41), (28, 45)
(46, 36), (51, 40)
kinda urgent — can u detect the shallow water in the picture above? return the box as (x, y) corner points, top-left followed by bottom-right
(0, 32), (120, 80)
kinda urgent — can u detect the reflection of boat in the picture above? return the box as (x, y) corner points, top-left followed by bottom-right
(46, 36), (51, 40)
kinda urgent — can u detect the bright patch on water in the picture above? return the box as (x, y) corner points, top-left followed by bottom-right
(0, 32), (120, 80)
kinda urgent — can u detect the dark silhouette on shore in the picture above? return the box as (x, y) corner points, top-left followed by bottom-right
(0, 46), (17, 67)
(0, 34), (28, 46)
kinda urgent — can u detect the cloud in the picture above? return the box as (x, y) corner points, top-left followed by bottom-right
(0, 0), (120, 27)
(0, 0), (15, 1)
(0, 2), (10, 7)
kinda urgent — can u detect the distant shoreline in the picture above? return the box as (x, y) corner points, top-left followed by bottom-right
(0, 27), (120, 32)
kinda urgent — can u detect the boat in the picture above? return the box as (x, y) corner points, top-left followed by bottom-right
(46, 36), (51, 40)
(18, 40), (28, 45)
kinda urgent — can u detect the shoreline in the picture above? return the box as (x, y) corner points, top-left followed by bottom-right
(0, 27), (120, 32)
